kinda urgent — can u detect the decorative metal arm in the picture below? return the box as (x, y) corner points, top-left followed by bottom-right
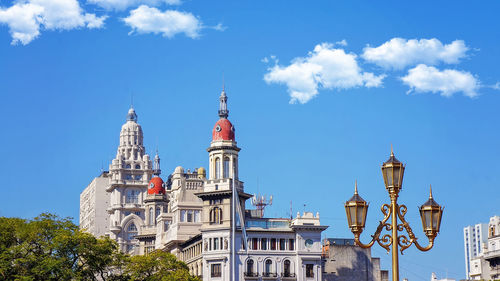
(354, 204), (392, 253)
(397, 204), (435, 253)
(353, 203), (436, 255)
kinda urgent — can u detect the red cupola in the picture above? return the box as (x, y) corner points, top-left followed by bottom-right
(212, 87), (235, 141)
(148, 176), (165, 195)
(212, 118), (235, 141)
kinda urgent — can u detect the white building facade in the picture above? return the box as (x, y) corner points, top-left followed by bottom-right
(79, 89), (328, 281)
(465, 215), (500, 280)
(463, 223), (488, 279)
(79, 172), (110, 238)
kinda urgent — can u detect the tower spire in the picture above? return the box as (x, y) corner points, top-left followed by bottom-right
(218, 85), (229, 119)
(153, 149), (161, 176)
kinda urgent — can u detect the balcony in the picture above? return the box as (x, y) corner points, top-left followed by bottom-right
(281, 273), (297, 280)
(110, 225), (121, 233)
(244, 272), (259, 279)
(484, 249), (500, 261)
(262, 272), (278, 279)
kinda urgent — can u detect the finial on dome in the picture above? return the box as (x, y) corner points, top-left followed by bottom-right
(218, 85), (229, 118)
(390, 143), (394, 157)
(429, 184), (433, 199)
(127, 107), (138, 122)
(354, 180), (358, 195)
(153, 149), (161, 176)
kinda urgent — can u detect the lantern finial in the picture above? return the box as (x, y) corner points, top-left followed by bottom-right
(355, 180), (358, 195)
(391, 143), (394, 156)
(429, 185), (433, 199)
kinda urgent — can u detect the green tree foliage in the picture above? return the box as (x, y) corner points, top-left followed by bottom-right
(125, 251), (200, 281)
(0, 213), (200, 281)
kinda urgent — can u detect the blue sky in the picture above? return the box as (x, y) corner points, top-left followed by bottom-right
(1, 0), (499, 280)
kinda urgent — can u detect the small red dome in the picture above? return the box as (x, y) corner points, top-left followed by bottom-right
(212, 118), (235, 141)
(148, 177), (165, 195)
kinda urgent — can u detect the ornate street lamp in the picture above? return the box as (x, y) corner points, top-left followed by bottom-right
(345, 181), (369, 235)
(344, 147), (444, 281)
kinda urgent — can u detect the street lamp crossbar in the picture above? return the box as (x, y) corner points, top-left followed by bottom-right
(344, 148), (444, 281)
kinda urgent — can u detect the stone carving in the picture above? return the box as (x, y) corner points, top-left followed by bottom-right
(204, 239), (208, 251)
(224, 238), (228, 250)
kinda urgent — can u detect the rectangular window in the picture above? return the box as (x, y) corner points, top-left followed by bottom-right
(223, 159), (229, 178)
(126, 190), (140, 203)
(195, 210), (201, 222)
(280, 239), (286, 250)
(252, 238), (258, 250)
(306, 264), (314, 278)
(261, 238), (267, 250)
(209, 238), (212, 251)
(164, 221), (169, 231)
(187, 210), (193, 222)
(211, 264), (221, 277)
(271, 238), (277, 250)
(180, 210), (186, 222)
(214, 238), (219, 250)
(289, 239), (295, 251)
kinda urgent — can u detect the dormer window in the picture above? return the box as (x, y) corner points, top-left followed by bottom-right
(210, 207), (222, 224)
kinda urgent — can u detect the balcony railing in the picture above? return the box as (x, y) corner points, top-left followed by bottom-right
(244, 272), (259, 278)
(262, 272), (278, 278)
(281, 272), (296, 278)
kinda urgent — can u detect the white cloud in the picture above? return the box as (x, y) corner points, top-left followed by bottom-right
(0, 0), (106, 45)
(362, 38), (468, 70)
(335, 39), (347, 46)
(87, 0), (181, 11)
(401, 64), (479, 98)
(264, 43), (385, 104)
(123, 5), (201, 39)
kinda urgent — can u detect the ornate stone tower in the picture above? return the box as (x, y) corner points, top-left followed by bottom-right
(197, 89), (251, 280)
(106, 106), (153, 253)
(144, 152), (168, 228)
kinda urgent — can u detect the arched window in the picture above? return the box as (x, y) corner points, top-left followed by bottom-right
(246, 259), (254, 275)
(126, 164), (131, 169)
(223, 157), (230, 178)
(265, 259), (273, 276)
(283, 260), (291, 277)
(156, 207), (161, 220)
(127, 223), (138, 242)
(210, 207), (222, 224)
(135, 164), (140, 169)
(215, 158), (221, 179)
(149, 208), (154, 225)
(128, 223), (137, 232)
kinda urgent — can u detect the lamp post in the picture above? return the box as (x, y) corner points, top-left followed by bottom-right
(344, 148), (443, 281)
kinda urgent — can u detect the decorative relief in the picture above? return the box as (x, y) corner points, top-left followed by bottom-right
(224, 238), (228, 250)
(204, 239), (208, 251)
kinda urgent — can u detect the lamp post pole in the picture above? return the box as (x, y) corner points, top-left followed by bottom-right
(344, 148), (444, 281)
(390, 192), (399, 281)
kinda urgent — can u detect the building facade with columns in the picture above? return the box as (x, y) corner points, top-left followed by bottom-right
(79, 89), (328, 281)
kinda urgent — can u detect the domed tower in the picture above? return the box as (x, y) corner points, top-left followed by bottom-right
(207, 88), (240, 183)
(107, 106), (153, 253)
(197, 88), (252, 280)
(144, 151), (168, 227)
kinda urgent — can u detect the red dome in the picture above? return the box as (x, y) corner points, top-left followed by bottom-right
(212, 118), (235, 141)
(148, 177), (165, 195)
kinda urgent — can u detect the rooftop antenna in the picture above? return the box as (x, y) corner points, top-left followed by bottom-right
(251, 192), (272, 218)
(290, 200), (293, 220)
